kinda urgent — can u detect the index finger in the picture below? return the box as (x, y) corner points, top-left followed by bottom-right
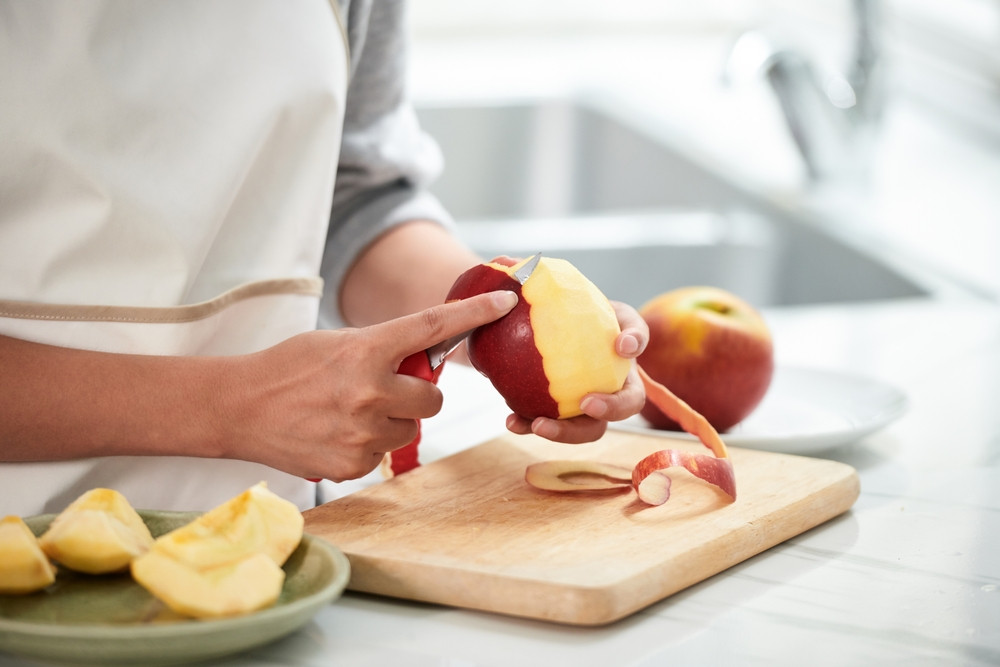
(377, 290), (518, 365)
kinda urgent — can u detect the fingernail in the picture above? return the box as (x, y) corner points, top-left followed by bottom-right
(493, 290), (518, 311)
(531, 418), (558, 440)
(580, 396), (608, 418)
(618, 333), (640, 356)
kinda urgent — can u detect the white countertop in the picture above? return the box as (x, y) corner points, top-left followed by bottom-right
(5, 297), (996, 666)
(230, 296), (1000, 666)
(235, 29), (1000, 664)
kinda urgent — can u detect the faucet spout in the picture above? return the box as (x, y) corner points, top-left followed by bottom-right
(847, 0), (884, 126)
(726, 0), (884, 182)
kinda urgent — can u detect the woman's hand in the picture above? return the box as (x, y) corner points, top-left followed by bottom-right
(223, 290), (517, 482)
(504, 300), (649, 444)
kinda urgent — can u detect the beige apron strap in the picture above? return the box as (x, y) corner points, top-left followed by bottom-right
(0, 277), (321, 324)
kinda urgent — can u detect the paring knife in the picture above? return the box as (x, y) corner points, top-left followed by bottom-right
(309, 254), (541, 482)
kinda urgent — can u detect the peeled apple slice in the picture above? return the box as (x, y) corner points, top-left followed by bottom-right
(38, 488), (154, 574)
(0, 515), (57, 594)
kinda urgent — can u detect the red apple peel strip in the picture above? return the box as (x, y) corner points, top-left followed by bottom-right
(634, 365), (736, 504)
(637, 365), (729, 459)
(381, 441), (420, 479)
(631, 449), (734, 505)
(380, 354), (449, 479)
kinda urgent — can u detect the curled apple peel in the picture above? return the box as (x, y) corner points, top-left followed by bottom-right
(637, 366), (728, 459)
(632, 366), (736, 504)
(631, 448), (734, 505)
(524, 366), (736, 506)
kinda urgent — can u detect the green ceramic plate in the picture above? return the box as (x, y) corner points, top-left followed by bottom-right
(0, 510), (350, 665)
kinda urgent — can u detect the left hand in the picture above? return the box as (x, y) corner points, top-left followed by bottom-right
(505, 300), (649, 444)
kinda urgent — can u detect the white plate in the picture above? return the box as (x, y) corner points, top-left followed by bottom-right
(615, 366), (908, 454)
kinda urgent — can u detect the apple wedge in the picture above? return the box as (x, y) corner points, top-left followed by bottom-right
(38, 488), (154, 574)
(145, 482), (303, 569)
(131, 549), (285, 619)
(0, 515), (57, 594)
(130, 482), (303, 618)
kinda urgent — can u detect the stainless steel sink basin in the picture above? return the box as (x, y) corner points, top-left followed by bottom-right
(416, 99), (931, 309)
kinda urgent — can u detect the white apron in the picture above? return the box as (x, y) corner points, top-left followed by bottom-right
(0, 0), (350, 514)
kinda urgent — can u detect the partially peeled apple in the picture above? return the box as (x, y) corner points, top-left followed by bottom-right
(447, 256), (630, 420)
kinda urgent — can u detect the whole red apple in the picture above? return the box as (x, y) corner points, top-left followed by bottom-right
(638, 286), (773, 432)
(447, 256), (630, 421)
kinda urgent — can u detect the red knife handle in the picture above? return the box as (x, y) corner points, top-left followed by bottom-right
(386, 351), (444, 476)
(398, 350), (435, 382)
(308, 352), (443, 483)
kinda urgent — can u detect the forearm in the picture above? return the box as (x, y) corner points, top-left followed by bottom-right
(0, 334), (232, 462)
(0, 285), (520, 480)
(339, 220), (482, 327)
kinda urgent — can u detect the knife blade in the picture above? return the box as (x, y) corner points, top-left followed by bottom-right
(513, 251), (542, 285)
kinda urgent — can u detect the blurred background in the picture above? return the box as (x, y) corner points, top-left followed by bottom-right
(401, 0), (1000, 311)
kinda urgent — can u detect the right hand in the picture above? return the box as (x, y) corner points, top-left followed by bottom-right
(222, 290), (517, 482)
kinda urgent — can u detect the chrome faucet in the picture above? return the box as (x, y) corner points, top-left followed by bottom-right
(726, 0), (885, 182)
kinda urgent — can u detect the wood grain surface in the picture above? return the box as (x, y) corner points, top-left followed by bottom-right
(304, 430), (859, 625)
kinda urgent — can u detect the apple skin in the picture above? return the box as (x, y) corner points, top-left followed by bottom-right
(637, 286), (773, 433)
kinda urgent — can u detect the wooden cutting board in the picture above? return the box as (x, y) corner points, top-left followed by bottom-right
(303, 430), (859, 626)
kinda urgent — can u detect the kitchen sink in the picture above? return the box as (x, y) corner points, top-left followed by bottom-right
(416, 98), (932, 309)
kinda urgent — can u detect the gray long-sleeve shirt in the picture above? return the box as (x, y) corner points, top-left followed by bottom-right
(319, 0), (453, 329)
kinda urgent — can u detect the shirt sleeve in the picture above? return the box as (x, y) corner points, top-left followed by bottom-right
(318, 0), (453, 329)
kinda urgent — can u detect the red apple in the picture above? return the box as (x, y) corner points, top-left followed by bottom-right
(447, 256), (630, 420)
(638, 286), (773, 432)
